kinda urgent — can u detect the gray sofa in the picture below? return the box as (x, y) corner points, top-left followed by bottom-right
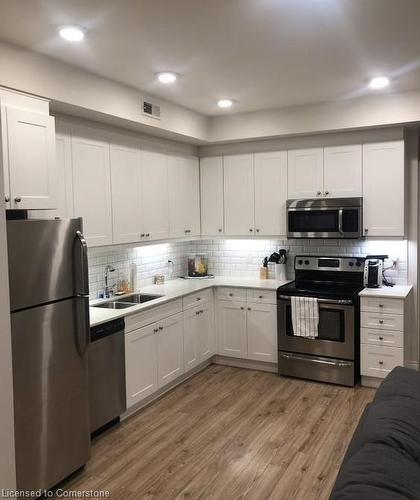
(330, 366), (420, 499)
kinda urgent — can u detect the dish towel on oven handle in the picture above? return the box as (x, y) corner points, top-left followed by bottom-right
(291, 296), (319, 338)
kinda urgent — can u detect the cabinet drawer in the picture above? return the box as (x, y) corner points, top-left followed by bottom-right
(247, 289), (276, 305)
(361, 297), (404, 315)
(361, 345), (403, 378)
(361, 312), (403, 331)
(216, 287), (247, 302)
(125, 299), (182, 333)
(183, 289), (213, 310)
(361, 328), (403, 348)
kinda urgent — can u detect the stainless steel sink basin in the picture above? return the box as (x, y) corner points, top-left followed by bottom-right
(92, 301), (136, 310)
(115, 293), (163, 304)
(92, 293), (163, 310)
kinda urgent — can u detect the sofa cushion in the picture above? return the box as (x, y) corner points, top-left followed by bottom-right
(330, 442), (420, 500)
(375, 366), (420, 402)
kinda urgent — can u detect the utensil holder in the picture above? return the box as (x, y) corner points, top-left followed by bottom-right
(275, 263), (286, 281)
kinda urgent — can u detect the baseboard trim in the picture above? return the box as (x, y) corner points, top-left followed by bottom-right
(212, 355), (278, 373)
(121, 359), (212, 421)
(361, 376), (382, 388)
(405, 361), (419, 371)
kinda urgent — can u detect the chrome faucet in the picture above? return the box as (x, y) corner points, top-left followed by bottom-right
(104, 265), (116, 298)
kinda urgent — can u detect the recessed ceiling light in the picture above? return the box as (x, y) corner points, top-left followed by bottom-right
(217, 99), (233, 108)
(156, 72), (178, 84)
(369, 76), (390, 90)
(59, 26), (85, 42)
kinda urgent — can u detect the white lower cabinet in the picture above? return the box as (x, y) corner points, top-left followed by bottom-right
(184, 302), (215, 370)
(217, 293), (277, 361)
(125, 323), (158, 408)
(246, 303), (277, 362)
(157, 312), (184, 388)
(217, 301), (248, 358)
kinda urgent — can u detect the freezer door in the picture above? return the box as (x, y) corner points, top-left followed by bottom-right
(7, 218), (88, 311)
(11, 297), (90, 491)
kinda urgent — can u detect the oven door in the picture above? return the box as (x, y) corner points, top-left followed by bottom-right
(278, 296), (355, 360)
(287, 207), (362, 239)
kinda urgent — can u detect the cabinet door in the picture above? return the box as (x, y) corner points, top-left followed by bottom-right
(183, 306), (200, 371)
(125, 324), (158, 408)
(323, 145), (362, 198)
(168, 154), (200, 238)
(157, 312), (184, 388)
(224, 154), (255, 236)
(254, 151), (288, 236)
(110, 143), (142, 244)
(200, 157), (224, 236)
(217, 301), (247, 358)
(362, 141), (404, 237)
(141, 149), (169, 241)
(247, 303), (277, 362)
(287, 148), (323, 199)
(71, 130), (113, 247)
(6, 107), (56, 209)
(198, 302), (216, 360)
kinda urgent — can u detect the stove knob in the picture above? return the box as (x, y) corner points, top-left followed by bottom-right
(349, 262), (354, 267)
(298, 259), (303, 265)
(304, 260), (310, 265)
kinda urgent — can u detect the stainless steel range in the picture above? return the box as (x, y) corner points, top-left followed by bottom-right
(277, 255), (365, 386)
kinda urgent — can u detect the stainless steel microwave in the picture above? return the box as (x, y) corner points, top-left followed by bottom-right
(287, 197), (363, 239)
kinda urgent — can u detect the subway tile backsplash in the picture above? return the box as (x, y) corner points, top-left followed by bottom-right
(88, 238), (408, 297)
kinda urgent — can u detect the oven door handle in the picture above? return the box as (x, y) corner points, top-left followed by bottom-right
(338, 209), (344, 235)
(278, 295), (353, 305)
(279, 352), (353, 368)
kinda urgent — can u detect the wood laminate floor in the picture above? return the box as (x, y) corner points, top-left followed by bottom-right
(61, 366), (375, 500)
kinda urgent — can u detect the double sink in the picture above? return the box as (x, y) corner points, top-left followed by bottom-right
(93, 293), (164, 310)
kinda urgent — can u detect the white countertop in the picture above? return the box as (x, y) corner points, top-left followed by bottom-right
(89, 276), (290, 327)
(359, 285), (412, 299)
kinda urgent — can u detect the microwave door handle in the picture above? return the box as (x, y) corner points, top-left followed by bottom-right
(338, 209), (344, 235)
(75, 230), (89, 297)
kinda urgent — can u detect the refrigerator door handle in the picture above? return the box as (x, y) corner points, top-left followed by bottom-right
(75, 296), (90, 357)
(75, 230), (89, 297)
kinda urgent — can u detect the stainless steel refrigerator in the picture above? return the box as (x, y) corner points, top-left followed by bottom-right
(7, 218), (91, 492)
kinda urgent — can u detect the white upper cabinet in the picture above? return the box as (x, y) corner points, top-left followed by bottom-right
(224, 154), (255, 236)
(168, 154), (200, 238)
(323, 145), (362, 198)
(110, 142), (142, 244)
(254, 151), (288, 236)
(5, 107), (56, 209)
(287, 148), (323, 199)
(200, 157), (224, 236)
(71, 128), (113, 247)
(141, 148), (169, 241)
(362, 141), (405, 237)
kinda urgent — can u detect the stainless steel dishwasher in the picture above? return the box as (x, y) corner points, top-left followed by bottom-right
(89, 318), (126, 433)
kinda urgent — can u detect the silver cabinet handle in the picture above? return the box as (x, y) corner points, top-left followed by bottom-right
(153, 328), (159, 333)
(195, 311), (200, 315)
(256, 229), (260, 233)
(258, 295), (263, 299)
(196, 297), (201, 301)
(325, 191), (329, 196)
(229, 293), (233, 297)
(218, 228), (223, 232)
(379, 336), (384, 340)
(378, 304), (383, 308)
(4, 196), (10, 203)
(185, 229), (191, 233)
(279, 295), (352, 305)
(240, 306), (245, 310)
(364, 228), (368, 234)
(316, 191), (322, 196)
(279, 352), (353, 368)
(247, 307), (251, 311)
(379, 320), (384, 324)
(249, 228), (253, 232)
(14, 196), (21, 203)
(145, 233), (150, 237)
(140, 233), (145, 237)
(159, 326), (163, 330)
(379, 360), (384, 365)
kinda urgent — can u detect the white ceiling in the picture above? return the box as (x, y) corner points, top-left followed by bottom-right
(1, 0), (420, 116)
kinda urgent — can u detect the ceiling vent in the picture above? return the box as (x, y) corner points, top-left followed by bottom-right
(142, 96), (161, 120)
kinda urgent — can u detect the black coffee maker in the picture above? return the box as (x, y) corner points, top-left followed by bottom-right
(363, 254), (389, 288)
